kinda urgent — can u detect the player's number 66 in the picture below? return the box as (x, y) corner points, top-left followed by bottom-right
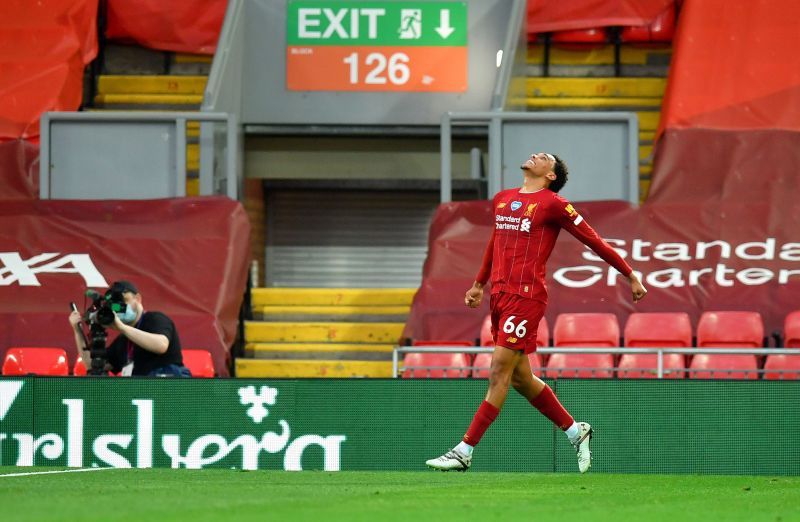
(502, 316), (528, 338)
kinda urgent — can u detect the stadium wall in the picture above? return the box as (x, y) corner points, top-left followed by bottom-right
(0, 378), (797, 475)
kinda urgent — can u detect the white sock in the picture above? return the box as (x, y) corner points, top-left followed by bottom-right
(454, 441), (474, 456)
(565, 422), (581, 442)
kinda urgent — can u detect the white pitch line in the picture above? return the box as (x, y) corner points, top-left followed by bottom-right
(0, 467), (117, 478)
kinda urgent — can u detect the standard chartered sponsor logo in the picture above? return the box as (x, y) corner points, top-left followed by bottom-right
(554, 237), (800, 288)
(0, 382), (346, 471)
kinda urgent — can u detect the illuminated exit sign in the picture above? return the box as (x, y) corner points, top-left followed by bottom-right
(286, 1), (468, 92)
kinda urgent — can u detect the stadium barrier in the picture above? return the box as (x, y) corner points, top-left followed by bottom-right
(392, 346), (800, 379)
(0, 377), (797, 475)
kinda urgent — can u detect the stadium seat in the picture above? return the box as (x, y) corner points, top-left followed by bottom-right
(784, 311), (800, 348)
(688, 354), (759, 379)
(412, 340), (474, 347)
(554, 313), (619, 347)
(620, 6), (676, 44)
(550, 27), (608, 50)
(479, 315), (550, 347)
(182, 349), (215, 377)
(402, 352), (471, 378)
(73, 357), (87, 376)
(2, 347), (69, 376)
(697, 311), (764, 348)
(546, 313), (618, 378)
(763, 354), (800, 380)
(618, 312), (691, 378)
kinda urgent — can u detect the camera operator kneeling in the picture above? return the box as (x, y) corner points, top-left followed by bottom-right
(69, 280), (191, 377)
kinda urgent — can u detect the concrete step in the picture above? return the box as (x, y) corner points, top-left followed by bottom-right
(251, 288), (417, 307)
(525, 77), (665, 98)
(235, 359), (393, 378)
(523, 97), (661, 109)
(527, 45), (671, 66)
(256, 304), (409, 323)
(245, 321), (405, 344)
(97, 75), (207, 95)
(93, 93), (203, 108)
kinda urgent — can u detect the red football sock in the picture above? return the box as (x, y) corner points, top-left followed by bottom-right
(463, 401), (500, 446)
(528, 385), (574, 430)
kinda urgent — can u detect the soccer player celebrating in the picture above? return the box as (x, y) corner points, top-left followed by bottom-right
(426, 152), (648, 473)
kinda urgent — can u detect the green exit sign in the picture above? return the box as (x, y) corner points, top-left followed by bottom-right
(287, 1), (468, 46)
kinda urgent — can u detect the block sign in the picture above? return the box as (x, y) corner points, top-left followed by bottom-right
(287, 1), (468, 92)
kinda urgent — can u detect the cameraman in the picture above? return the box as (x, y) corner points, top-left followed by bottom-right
(69, 280), (191, 377)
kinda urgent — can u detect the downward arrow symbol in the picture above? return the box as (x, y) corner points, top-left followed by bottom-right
(435, 9), (455, 39)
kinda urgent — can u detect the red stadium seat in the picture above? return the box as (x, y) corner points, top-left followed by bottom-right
(412, 340), (473, 347)
(784, 311), (800, 348)
(479, 315), (550, 347)
(618, 313), (691, 378)
(2, 347), (69, 376)
(763, 354), (800, 380)
(472, 352), (492, 378)
(688, 354), (759, 380)
(697, 311), (764, 348)
(546, 313), (618, 378)
(620, 5), (676, 44)
(550, 27), (608, 50)
(182, 349), (215, 378)
(402, 352), (471, 378)
(73, 357), (87, 376)
(545, 353), (614, 379)
(554, 313), (619, 347)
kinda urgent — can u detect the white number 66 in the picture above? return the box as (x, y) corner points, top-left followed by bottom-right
(502, 315), (528, 337)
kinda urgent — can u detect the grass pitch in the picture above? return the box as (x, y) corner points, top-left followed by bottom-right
(0, 468), (798, 522)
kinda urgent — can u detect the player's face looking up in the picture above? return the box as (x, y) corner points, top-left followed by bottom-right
(521, 152), (557, 181)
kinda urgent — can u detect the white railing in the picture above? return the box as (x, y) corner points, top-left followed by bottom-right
(391, 346), (800, 379)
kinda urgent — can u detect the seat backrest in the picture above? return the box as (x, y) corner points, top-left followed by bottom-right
(624, 312), (692, 347)
(73, 357), (88, 376)
(763, 355), (800, 380)
(784, 311), (800, 348)
(697, 311), (763, 348)
(553, 313), (619, 347)
(402, 352), (470, 378)
(182, 349), (215, 377)
(620, 5), (676, 43)
(472, 352), (492, 378)
(2, 347), (69, 376)
(688, 353), (759, 379)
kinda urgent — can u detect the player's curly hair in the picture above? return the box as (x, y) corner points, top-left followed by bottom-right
(549, 154), (569, 193)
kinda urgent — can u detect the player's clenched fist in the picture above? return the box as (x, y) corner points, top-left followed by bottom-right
(464, 282), (484, 308)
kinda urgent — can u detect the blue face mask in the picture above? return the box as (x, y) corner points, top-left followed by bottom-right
(117, 304), (138, 325)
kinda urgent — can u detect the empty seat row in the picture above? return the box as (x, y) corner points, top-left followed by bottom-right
(1, 347), (216, 377)
(403, 311), (800, 379)
(530, 5), (677, 45)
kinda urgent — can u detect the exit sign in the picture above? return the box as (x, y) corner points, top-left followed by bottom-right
(286, 1), (468, 92)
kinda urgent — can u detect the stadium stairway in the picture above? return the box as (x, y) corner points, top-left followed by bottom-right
(90, 45), (212, 196)
(235, 288), (416, 378)
(523, 44), (670, 202)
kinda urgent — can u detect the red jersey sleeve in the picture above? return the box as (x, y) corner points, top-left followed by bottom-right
(475, 227), (495, 284)
(553, 196), (633, 277)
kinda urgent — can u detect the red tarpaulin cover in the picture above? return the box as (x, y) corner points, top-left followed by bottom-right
(0, 197), (251, 376)
(106, 0), (227, 55)
(527, 0), (673, 33)
(0, 0), (98, 141)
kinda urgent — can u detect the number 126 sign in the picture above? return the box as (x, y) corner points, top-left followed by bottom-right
(286, 1), (468, 92)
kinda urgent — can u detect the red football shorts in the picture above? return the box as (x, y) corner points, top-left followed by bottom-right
(489, 291), (546, 354)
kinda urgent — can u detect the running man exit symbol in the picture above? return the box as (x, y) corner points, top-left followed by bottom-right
(399, 9), (421, 39)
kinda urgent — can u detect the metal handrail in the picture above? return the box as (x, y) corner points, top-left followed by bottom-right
(391, 346), (800, 379)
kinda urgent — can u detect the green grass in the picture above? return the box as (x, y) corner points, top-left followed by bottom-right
(0, 468), (798, 522)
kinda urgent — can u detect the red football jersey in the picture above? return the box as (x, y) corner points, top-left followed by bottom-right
(475, 187), (633, 302)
